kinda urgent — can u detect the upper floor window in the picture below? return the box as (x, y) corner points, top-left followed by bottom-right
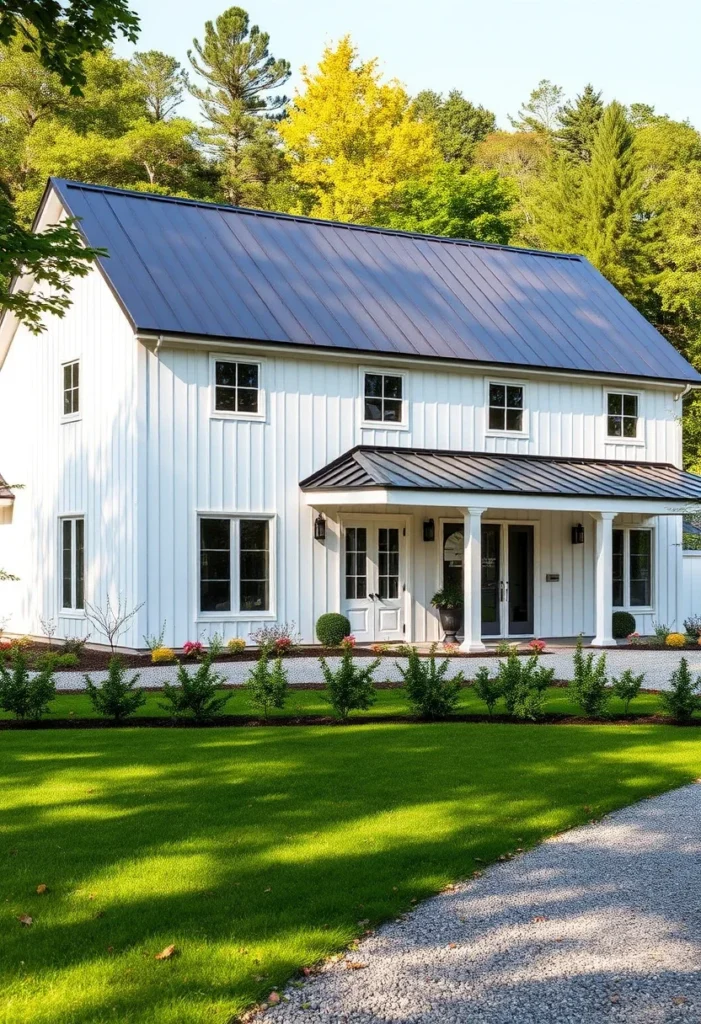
(199, 515), (272, 615)
(363, 372), (404, 424)
(212, 359), (261, 417)
(607, 392), (638, 439)
(488, 382), (524, 432)
(63, 360), (80, 418)
(60, 516), (84, 611)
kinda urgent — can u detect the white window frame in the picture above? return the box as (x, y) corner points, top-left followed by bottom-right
(484, 378), (529, 438)
(359, 367), (409, 430)
(196, 512), (276, 621)
(612, 525), (654, 611)
(61, 359), (81, 422)
(209, 354), (266, 421)
(59, 515), (85, 614)
(605, 388), (644, 445)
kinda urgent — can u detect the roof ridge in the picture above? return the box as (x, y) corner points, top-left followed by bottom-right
(351, 445), (676, 471)
(49, 177), (584, 262)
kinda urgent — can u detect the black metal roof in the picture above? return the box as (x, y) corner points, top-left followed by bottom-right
(47, 178), (701, 385)
(300, 446), (701, 502)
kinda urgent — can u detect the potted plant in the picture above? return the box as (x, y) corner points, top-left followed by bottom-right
(431, 586), (464, 644)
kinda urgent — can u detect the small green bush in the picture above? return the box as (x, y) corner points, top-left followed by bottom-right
(319, 648), (379, 720)
(496, 651), (553, 720)
(571, 637), (609, 717)
(35, 652), (79, 671)
(612, 668), (645, 714)
(660, 657), (700, 721)
(0, 649), (56, 720)
(245, 652), (288, 719)
(316, 613), (351, 647)
(473, 666), (501, 715)
(61, 636), (89, 656)
(397, 644), (463, 719)
(84, 656), (146, 722)
(612, 611), (636, 639)
(160, 655), (231, 722)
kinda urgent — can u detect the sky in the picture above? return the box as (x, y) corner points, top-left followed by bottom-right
(116, 0), (701, 129)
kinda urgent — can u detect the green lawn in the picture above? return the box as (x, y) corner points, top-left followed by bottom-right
(2, 724), (701, 1023)
(0, 684), (690, 721)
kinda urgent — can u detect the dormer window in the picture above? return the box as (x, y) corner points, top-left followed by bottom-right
(488, 382), (524, 432)
(607, 392), (638, 439)
(363, 372), (406, 425)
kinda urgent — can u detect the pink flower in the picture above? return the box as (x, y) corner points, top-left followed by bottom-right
(274, 636), (293, 653)
(340, 634), (357, 649)
(182, 640), (204, 658)
(527, 639), (546, 653)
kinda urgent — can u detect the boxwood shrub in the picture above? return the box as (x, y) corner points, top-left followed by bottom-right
(612, 611), (636, 639)
(316, 613), (352, 647)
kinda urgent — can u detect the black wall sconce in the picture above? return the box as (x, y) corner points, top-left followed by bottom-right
(571, 523), (585, 545)
(423, 518), (435, 542)
(314, 514), (326, 542)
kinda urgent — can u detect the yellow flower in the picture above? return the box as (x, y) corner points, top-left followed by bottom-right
(151, 646), (175, 664)
(227, 638), (246, 654)
(665, 633), (686, 648)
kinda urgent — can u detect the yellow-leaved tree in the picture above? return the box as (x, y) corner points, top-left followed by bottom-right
(277, 37), (439, 223)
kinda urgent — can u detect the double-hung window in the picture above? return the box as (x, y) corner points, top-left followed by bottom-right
(199, 516), (272, 615)
(363, 372), (405, 424)
(607, 392), (639, 439)
(62, 360), (80, 418)
(212, 359), (262, 417)
(488, 382), (524, 432)
(613, 527), (652, 608)
(60, 517), (84, 611)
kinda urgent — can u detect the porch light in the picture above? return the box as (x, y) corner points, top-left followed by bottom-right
(423, 518), (435, 542)
(314, 514), (327, 542)
(572, 523), (585, 545)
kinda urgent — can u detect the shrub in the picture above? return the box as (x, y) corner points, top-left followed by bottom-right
(665, 632), (686, 648)
(274, 636), (293, 655)
(612, 668), (645, 714)
(245, 653), (288, 719)
(496, 651), (553, 720)
(652, 621), (672, 641)
(0, 649), (56, 720)
(250, 622), (301, 654)
(84, 657), (146, 721)
(182, 640), (205, 659)
(612, 611), (636, 639)
(397, 644), (463, 719)
(430, 587), (463, 609)
(319, 648), (379, 721)
(660, 658), (701, 722)
(316, 613), (351, 647)
(340, 635), (356, 649)
(683, 614), (701, 637)
(159, 655), (231, 722)
(571, 637), (609, 717)
(473, 666), (501, 715)
(35, 652), (79, 671)
(208, 632), (225, 658)
(151, 646), (175, 664)
(62, 635), (89, 656)
(227, 637), (246, 654)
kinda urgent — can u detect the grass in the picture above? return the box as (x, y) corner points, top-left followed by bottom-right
(2, 723), (701, 1023)
(0, 685), (693, 722)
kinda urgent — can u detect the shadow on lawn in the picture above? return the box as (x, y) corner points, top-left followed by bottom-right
(1, 724), (700, 1024)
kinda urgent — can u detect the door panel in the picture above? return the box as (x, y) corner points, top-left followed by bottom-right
(481, 524), (501, 636)
(507, 525), (534, 635)
(342, 522), (404, 642)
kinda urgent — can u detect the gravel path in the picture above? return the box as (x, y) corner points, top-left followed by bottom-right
(55, 648), (701, 691)
(259, 782), (701, 1024)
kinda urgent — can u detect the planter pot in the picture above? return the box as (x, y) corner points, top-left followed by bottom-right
(438, 606), (463, 644)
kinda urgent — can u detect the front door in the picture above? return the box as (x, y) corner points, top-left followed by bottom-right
(343, 522), (404, 642)
(507, 525), (534, 635)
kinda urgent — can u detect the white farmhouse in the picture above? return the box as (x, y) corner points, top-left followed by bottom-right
(1, 178), (700, 650)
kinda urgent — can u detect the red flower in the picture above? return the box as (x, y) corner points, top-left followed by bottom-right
(182, 640), (205, 658)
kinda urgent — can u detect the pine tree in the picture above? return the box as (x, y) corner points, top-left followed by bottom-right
(412, 89), (495, 169)
(556, 84), (603, 162)
(130, 51), (187, 121)
(188, 6), (290, 207)
(509, 79), (563, 136)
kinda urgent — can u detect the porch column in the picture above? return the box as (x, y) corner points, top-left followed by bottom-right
(590, 511), (617, 647)
(460, 507), (487, 652)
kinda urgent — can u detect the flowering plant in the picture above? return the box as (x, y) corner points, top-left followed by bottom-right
(665, 632), (686, 648)
(182, 640), (205, 659)
(527, 639), (546, 654)
(227, 637), (246, 654)
(151, 646), (176, 664)
(274, 636), (293, 654)
(627, 631), (641, 645)
(370, 642), (389, 654)
(340, 635), (357, 650)
(442, 642), (460, 654)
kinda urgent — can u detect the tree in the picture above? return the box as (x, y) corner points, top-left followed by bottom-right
(278, 37), (439, 223)
(524, 153), (584, 252)
(373, 164), (516, 243)
(556, 83), (603, 162)
(130, 50), (187, 122)
(188, 6), (290, 207)
(412, 89), (495, 168)
(0, 1), (139, 94)
(509, 79), (563, 136)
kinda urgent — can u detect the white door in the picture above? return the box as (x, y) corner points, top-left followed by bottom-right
(343, 522), (404, 642)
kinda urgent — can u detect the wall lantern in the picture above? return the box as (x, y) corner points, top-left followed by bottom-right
(571, 523), (585, 545)
(314, 514), (327, 542)
(423, 518), (435, 542)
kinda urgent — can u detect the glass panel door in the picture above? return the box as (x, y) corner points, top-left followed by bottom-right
(481, 524), (501, 636)
(507, 525), (534, 635)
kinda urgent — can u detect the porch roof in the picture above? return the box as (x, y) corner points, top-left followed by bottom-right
(0, 473), (13, 504)
(300, 446), (701, 503)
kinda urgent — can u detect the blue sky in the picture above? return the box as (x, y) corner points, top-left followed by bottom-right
(117, 0), (700, 129)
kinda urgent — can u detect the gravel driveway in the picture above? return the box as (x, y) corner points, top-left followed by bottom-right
(259, 782), (701, 1024)
(54, 648), (701, 691)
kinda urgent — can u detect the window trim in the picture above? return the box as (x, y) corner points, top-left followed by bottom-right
(484, 378), (529, 438)
(209, 354), (266, 421)
(195, 511), (276, 621)
(59, 515), (85, 615)
(612, 525), (654, 612)
(605, 388), (644, 445)
(61, 358), (81, 423)
(359, 367), (409, 430)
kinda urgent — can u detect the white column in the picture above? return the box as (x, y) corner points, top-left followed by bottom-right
(590, 511), (617, 647)
(460, 507), (487, 652)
